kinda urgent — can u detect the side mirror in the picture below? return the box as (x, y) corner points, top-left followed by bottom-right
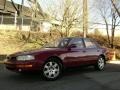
(67, 44), (77, 50)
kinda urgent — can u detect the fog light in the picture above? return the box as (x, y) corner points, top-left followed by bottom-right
(18, 69), (22, 72)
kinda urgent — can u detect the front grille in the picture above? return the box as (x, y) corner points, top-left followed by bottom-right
(10, 57), (16, 60)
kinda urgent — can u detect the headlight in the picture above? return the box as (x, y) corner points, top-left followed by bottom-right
(16, 55), (35, 61)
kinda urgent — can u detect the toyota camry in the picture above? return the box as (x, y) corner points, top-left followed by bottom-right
(5, 37), (107, 80)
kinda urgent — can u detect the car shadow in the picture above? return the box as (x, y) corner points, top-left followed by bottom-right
(4, 63), (120, 83)
(5, 72), (43, 82)
(5, 66), (96, 82)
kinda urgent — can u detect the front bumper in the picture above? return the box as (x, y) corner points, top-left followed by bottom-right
(5, 60), (43, 72)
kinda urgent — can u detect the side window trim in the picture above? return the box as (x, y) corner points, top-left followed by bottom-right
(69, 38), (85, 49)
(90, 39), (100, 48)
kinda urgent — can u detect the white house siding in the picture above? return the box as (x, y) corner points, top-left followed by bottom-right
(0, 24), (30, 31)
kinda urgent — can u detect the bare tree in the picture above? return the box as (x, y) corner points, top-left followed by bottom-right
(42, 0), (83, 37)
(111, 0), (120, 17)
(11, 0), (24, 16)
(94, 0), (111, 46)
(95, 0), (120, 48)
(110, 7), (120, 48)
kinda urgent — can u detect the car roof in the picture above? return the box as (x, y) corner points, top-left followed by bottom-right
(63, 37), (92, 40)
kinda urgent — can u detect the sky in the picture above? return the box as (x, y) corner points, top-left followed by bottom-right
(38, 0), (108, 29)
(7, 0), (120, 35)
(7, 0), (29, 7)
(7, 0), (117, 23)
(8, 0), (106, 27)
(38, 0), (120, 35)
(7, 0), (99, 23)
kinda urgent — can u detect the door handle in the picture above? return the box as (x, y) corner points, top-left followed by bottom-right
(97, 49), (100, 52)
(82, 50), (86, 53)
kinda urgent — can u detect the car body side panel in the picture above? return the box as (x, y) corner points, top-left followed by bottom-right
(83, 48), (100, 64)
(60, 48), (86, 67)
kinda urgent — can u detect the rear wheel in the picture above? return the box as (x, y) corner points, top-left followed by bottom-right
(94, 57), (105, 71)
(42, 58), (62, 80)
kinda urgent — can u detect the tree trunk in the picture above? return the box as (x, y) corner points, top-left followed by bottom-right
(111, 0), (120, 17)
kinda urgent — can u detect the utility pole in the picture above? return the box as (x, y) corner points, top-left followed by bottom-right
(21, 0), (24, 30)
(83, 0), (88, 38)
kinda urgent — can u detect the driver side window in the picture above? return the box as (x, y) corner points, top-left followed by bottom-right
(70, 38), (84, 48)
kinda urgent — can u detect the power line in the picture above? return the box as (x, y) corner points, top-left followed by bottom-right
(89, 22), (120, 26)
(83, 0), (88, 38)
(76, 26), (120, 30)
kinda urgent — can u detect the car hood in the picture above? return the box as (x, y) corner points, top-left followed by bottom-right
(10, 48), (64, 56)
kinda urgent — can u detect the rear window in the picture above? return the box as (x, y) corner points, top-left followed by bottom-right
(84, 39), (97, 48)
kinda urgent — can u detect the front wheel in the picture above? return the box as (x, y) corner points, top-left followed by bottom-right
(94, 57), (105, 71)
(42, 59), (62, 81)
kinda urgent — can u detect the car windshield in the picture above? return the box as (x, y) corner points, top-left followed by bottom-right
(43, 38), (70, 48)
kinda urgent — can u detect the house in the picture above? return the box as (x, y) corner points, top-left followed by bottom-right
(0, 0), (46, 31)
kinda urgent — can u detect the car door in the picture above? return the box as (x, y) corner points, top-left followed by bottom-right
(65, 38), (86, 67)
(83, 38), (100, 64)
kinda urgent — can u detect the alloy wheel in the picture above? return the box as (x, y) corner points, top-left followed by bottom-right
(98, 58), (105, 70)
(43, 61), (60, 79)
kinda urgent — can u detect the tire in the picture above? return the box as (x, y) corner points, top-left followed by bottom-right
(42, 58), (63, 81)
(94, 56), (105, 71)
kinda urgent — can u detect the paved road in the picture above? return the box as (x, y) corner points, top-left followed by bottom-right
(0, 63), (120, 90)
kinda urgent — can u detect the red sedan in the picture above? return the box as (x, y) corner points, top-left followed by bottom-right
(5, 37), (107, 80)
